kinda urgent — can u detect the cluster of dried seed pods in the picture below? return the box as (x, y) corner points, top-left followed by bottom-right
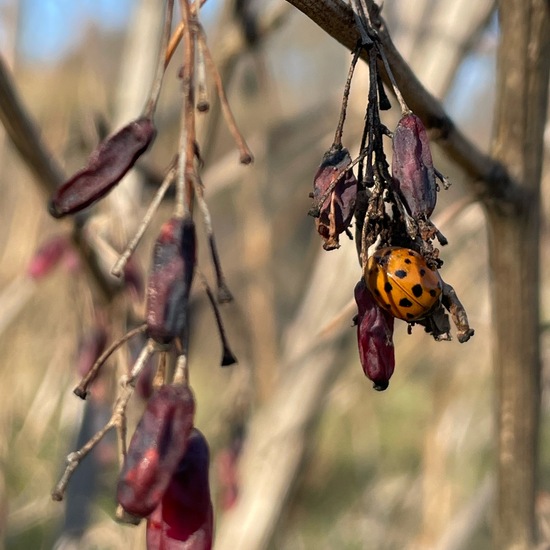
(309, 5), (474, 390)
(44, 2), (254, 548)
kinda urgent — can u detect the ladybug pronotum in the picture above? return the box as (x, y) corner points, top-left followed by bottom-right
(365, 247), (442, 321)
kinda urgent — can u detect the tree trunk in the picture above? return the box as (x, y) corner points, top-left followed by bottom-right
(488, 1), (549, 548)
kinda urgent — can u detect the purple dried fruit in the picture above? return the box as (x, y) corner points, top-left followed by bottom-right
(312, 146), (357, 250)
(117, 384), (195, 518)
(354, 279), (395, 391)
(392, 113), (436, 219)
(146, 217), (196, 344)
(147, 429), (213, 550)
(49, 117), (156, 218)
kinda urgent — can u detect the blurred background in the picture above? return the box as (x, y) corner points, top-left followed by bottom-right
(0, 0), (549, 548)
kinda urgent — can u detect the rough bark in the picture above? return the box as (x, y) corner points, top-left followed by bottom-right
(489, 1), (549, 547)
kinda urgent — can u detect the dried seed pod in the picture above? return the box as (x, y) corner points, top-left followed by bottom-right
(146, 217), (196, 344)
(117, 384), (195, 518)
(354, 279), (395, 391)
(392, 113), (436, 219)
(147, 429), (213, 550)
(49, 117), (156, 218)
(312, 146), (357, 250)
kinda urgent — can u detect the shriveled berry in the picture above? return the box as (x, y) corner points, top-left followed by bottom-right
(312, 146), (357, 250)
(147, 429), (213, 550)
(117, 384), (195, 517)
(49, 117), (156, 218)
(354, 279), (395, 391)
(392, 113), (436, 219)
(146, 217), (196, 344)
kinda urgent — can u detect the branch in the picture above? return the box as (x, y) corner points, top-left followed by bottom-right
(283, 0), (525, 209)
(0, 55), (64, 195)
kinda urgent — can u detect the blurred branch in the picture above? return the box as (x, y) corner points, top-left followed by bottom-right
(0, 55), (122, 303)
(283, 0), (525, 209)
(0, 55), (64, 195)
(215, 245), (359, 550)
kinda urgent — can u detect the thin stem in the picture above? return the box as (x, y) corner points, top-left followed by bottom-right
(197, 270), (237, 367)
(164, 0), (208, 68)
(143, 0), (175, 119)
(112, 158), (178, 277)
(196, 26), (253, 164)
(52, 381), (134, 501)
(73, 324), (147, 399)
(333, 45), (361, 148)
(192, 173), (233, 302)
(173, 352), (189, 385)
(377, 44), (410, 115)
(350, 0), (373, 46)
(153, 352), (168, 389)
(196, 38), (210, 112)
(176, 0), (197, 219)
(128, 339), (156, 383)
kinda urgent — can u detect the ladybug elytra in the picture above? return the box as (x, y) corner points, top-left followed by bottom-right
(365, 247), (442, 321)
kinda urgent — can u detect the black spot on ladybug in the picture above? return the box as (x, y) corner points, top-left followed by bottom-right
(404, 258), (412, 264)
(395, 269), (407, 279)
(384, 282), (393, 292)
(408, 250), (416, 256)
(411, 284), (423, 298)
(406, 312), (415, 320)
(429, 289), (437, 297)
(374, 289), (381, 296)
(419, 269), (426, 277)
(399, 298), (413, 308)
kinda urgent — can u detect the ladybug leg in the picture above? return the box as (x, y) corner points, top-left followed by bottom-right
(440, 281), (475, 343)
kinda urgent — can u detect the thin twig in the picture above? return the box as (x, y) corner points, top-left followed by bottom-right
(173, 352), (189, 385)
(143, 0), (175, 118)
(111, 158), (178, 277)
(333, 45), (362, 148)
(196, 26), (254, 164)
(191, 172), (233, 302)
(129, 339), (157, 381)
(196, 38), (211, 112)
(377, 44), (410, 115)
(197, 270), (237, 367)
(73, 324), (147, 399)
(52, 382), (134, 501)
(164, 0), (209, 69)
(175, 0), (197, 218)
